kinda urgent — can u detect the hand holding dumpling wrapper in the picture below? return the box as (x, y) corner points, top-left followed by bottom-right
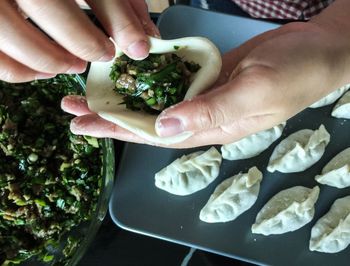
(86, 36), (222, 145)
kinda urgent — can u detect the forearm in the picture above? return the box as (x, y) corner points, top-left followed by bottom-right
(307, 0), (350, 88)
(311, 0), (350, 37)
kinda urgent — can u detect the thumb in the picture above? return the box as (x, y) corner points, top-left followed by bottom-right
(155, 66), (278, 137)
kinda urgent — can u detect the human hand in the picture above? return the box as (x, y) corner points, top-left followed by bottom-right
(0, 0), (158, 83)
(62, 21), (350, 148)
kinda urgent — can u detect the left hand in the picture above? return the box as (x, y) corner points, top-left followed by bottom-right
(61, 21), (350, 148)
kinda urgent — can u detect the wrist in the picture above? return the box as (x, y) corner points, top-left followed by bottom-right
(307, 0), (350, 87)
(310, 0), (350, 38)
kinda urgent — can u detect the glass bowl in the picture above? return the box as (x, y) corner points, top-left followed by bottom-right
(0, 75), (115, 266)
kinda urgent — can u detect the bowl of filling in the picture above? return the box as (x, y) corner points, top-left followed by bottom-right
(0, 75), (115, 266)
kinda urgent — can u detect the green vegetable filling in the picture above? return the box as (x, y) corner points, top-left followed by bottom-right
(0, 75), (103, 265)
(110, 53), (201, 114)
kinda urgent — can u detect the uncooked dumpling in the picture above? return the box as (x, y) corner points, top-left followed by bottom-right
(315, 147), (350, 188)
(252, 186), (320, 235)
(200, 167), (262, 223)
(221, 123), (286, 160)
(155, 147), (222, 196)
(332, 91), (350, 119)
(267, 125), (330, 173)
(309, 84), (349, 108)
(310, 196), (350, 253)
(86, 36), (222, 145)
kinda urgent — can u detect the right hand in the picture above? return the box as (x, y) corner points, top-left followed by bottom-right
(0, 0), (158, 83)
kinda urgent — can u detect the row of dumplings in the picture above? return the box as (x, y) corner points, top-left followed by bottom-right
(156, 123), (348, 195)
(201, 172), (350, 255)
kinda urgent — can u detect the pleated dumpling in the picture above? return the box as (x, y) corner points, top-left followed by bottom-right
(199, 167), (263, 223)
(315, 147), (350, 188)
(310, 196), (350, 253)
(221, 123), (286, 160)
(332, 91), (350, 119)
(155, 147), (222, 196)
(251, 186), (320, 235)
(267, 125), (330, 173)
(309, 84), (349, 108)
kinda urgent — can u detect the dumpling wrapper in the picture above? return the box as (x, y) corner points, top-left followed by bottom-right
(267, 124), (330, 173)
(200, 166), (262, 223)
(86, 37), (222, 145)
(251, 186), (320, 235)
(315, 147), (350, 188)
(310, 196), (350, 253)
(221, 123), (286, 160)
(309, 84), (350, 108)
(154, 146), (222, 196)
(332, 90), (350, 119)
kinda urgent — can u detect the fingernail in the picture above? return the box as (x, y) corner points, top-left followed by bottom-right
(127, 40), (149, 60)
(62, 95), (87, 105)
(156, 117), (184, 137)
(66, 60), (87, 74)
(35, 73), (56, 80)
(70, 118), (84, 134)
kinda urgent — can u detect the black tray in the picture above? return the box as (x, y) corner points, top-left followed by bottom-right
(109, 6), (350, 266)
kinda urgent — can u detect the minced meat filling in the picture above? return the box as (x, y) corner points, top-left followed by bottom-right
(110, 53), (200, 114)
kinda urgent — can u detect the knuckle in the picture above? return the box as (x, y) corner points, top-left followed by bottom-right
(0, 68), (31, 83)
(72, 38), (107, 61)
(34, 54), (74, 73)
(195, 98), (223, 130)
(113, 23), (146, 49)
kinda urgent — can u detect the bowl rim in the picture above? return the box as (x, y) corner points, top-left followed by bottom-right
(67, 75), (115, 266)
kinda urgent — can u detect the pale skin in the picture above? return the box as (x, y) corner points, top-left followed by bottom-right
(2, 0), (350, 148)
(0, 0), (159, 82)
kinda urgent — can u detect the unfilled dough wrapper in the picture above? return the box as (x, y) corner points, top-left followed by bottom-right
(309, 84), (350, 108)
(252, 186), (320, 235)
(200, 167), (262, 223)
(267, 125), (330, 173)
(310, 196), (350, 253)
(332, 90), (350, 119)
(154, 147), (222, 196)
(221, 123), (286, 160)
(315, 147), (350, 188)
(86, 37), (222, 145)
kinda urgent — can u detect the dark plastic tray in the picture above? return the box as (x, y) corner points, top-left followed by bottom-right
(109, 6), (350, 266)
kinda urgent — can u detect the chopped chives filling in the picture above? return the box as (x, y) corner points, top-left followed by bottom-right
(0, 75), (103, 265)
(109, 53), (201, 114)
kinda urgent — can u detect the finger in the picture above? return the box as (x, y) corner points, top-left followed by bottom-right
(16, 0), (114, 62)
(61, 95), (92, 116)
(86, 0), (150, 59)
(70, 114), (149, 144)
(62, 94), (278, 148)
(0, 1), (86, 74)
(0, 51), (55, 83)
(169, 114), (281, 148)
(129, 0), (160, 37)
(155, 66), (281, 137)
